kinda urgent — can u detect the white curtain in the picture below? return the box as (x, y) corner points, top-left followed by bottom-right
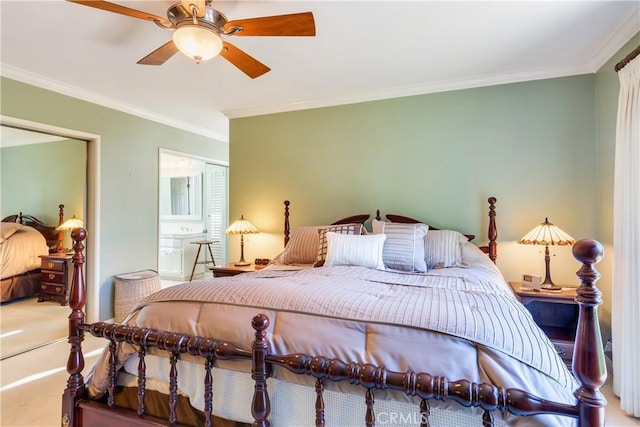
(612, 54), (640, 417)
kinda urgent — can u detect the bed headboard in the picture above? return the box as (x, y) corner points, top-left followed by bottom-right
(376, 211), (477, 241)
(1, 204), (65, 253)
(375, 197), (497, 263)
(283, 198), (497, 263)
(282, 200), (370, 247)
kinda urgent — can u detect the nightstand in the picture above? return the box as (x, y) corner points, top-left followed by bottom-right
(211, 263), (261, 277)
(509, 281), (578, 367)
(39, 253), (73, 305)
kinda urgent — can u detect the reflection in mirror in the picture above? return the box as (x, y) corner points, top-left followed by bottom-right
(160, 153), (203, 220)
(161, 175), (202, 217)
(0, 125), (87, 360)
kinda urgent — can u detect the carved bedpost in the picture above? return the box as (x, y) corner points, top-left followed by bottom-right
(487, 197), (497, 263)
(251, 314), (271, 427)
(57, 204), (65, 253)
(61, 227), (87, 427)
(572, 239), (607, 426)
(284, 200), (290, 247)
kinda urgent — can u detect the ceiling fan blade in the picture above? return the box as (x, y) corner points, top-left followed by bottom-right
(137, 41), (179, 66)
(225, 12), (315, 37)
(67, 0), (171, 27)
(220, 42), (270, 79)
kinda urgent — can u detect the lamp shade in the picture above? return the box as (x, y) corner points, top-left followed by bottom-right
(225, 215), (258, 266)
(56, 216), (83, 231)
(172, 24), (223, 63)
(518, 218), (575, 289)
(518, 218), (575, 246)
(225, 215), (259, 235)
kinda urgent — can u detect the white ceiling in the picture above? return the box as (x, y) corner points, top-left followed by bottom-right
(1, 1), (638, 143)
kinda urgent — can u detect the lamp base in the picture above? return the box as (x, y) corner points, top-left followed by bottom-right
(540, 283), (562, 292)
(234, 261), (250, 267)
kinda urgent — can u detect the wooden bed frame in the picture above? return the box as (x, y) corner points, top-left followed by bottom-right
(62, 198), (607, 426)
(1, 204), (65, 253)
(1, 205), (65, 302)
(283, 198), (498, 263)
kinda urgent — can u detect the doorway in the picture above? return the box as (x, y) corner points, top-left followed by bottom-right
(158, 150), (228, 283)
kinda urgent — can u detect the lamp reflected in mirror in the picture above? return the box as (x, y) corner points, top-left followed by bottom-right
(56, 216), (83, 254)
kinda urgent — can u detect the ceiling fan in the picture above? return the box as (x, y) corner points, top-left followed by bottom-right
(67, 0), (316, 78)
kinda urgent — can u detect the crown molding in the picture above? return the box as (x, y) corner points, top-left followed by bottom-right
(589, 6), (640, 72)
(0, 64), (229, 143)
(222, 65), (591, 119)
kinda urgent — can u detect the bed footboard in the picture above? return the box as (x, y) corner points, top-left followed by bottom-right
(62, 229), (607, 427)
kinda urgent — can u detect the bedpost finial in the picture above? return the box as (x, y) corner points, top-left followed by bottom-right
(252, 314), (270, 332)
(284, 200), (290, 207)
(488, 197), (496, 205)
(70, 227), (87, 243)
(572, 239), (603, 265)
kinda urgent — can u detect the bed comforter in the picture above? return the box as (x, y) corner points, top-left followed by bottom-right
(0, 224), (48, 279)
(86, 246), (578, 426)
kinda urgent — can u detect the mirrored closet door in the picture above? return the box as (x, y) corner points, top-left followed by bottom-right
(0, 125), (87, 360)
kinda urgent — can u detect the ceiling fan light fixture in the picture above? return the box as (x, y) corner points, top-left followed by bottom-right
(172, 24), (222, 63)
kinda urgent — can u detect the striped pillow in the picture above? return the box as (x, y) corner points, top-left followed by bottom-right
(314, 223), (364, 267)
(280, 226), (324, 264)
(324, 232), (386, 270)
(372, 219), (428, 272)
(424, 229), (467, 268)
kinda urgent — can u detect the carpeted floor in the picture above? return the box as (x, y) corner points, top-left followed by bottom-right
(0, 296), (69, 360)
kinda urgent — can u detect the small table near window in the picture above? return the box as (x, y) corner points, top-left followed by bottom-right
(508, 281), (578, 367)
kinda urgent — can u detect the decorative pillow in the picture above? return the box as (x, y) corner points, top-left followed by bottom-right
(314, 223), (364, 267)
(324, 232), (386, 270)
(371, 219), (428, 272)
(0, 222), (23, 244)
(424, 229), (467, 269)
(279, 226), (324, 264)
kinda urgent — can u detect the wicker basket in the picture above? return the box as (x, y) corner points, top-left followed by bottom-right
(113, 270), (161, 322)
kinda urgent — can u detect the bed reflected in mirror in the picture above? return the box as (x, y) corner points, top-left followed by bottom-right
(0, 124), (87, 360)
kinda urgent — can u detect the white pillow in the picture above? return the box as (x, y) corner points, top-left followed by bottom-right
(424, 229), (467, 268)
(371, 219), (428, 272)
(314, 223), (364, 267)
(324, 232), (386, 270)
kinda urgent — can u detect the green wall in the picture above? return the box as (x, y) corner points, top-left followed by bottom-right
(229, 66), (636, 344)
(1, 77), (228, 320)
(1, 138), (86, 228)
(230, 75), (597, 244)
